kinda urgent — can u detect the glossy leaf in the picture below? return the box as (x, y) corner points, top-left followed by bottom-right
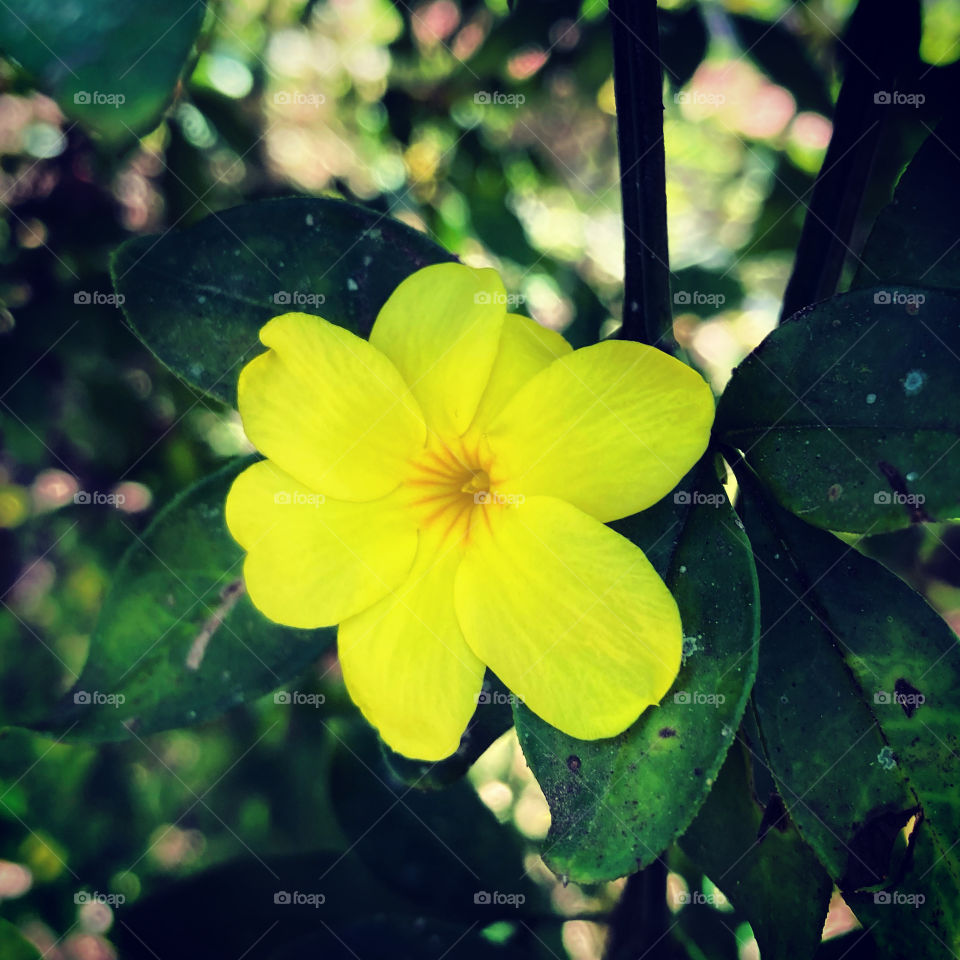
(28, 457), (334, 741)
(739, 475), (960, 956)
(514, 458), (760, 882)
(680, 737), (833, 960)
(0, 0), (205, 144)
(0, 921), (41, 960)
(717, 285), (960, 533)
(855, 117), (960, 291)
(111, 197), (456, 405)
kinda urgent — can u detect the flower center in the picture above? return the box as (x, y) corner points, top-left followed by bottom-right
(403, 434), (500, 545)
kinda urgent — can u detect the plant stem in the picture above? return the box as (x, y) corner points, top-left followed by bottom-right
(780, 0), (920, 320)
(603, 859), (676, 960)
(609, 0), (672, 349)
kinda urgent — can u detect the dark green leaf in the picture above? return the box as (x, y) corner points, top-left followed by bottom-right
(514, 458), (760, 882)
(717, 286), (960, 533)
(111, 197), (455, 405)
(0, 920), (42, 960)
(659, 5), (708, 91)
(739, 474), (960, 955)
(329, 724), (543, 918)
(680, 737), (833, 960)
(855, 117), (960, 291)
(27, 457), (334, 741)
(0, 0), (205, 144)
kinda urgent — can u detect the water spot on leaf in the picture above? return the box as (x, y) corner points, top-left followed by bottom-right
(566, 755), (581, 772)
(865, 392), (877, 404)
(903, 369), (926, 395)
(658, 727), (677, 738)
(305, 213), (314, 226)
(877, 746), (897, 769)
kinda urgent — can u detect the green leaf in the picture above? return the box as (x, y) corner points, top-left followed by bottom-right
(717, 285), (960, 533)
(680, 737), (833, 960)
(739, 474), (960, 956)
(27, 457), (334, 741)
(0, 920), (42, 960)
(111, 197), (455, 406)
(329, 724), (543, 918)
(0, 0), (206, 144)
(855, 118), (960, 291)
(513, 458), (760, 882)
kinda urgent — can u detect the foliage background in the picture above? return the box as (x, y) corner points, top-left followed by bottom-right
(1, 0), (960, 957)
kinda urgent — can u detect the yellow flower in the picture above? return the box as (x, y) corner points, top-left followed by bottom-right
(226, 263), (714, 760)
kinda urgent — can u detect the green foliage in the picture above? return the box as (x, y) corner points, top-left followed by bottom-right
(0, 920), (42, 960)
(111, 198), (455, 406)
(740, 476), (960, 956)
(28, 457), (334, 741)
(514, 459), (759, 882)
(717, 286), (960, 533)
(0, 0), (205, 144)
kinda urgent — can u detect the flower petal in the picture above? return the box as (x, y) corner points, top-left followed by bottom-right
(455, 496), (682, 740)
(467, 313), (572, 434)
(226, 460), (418, 628)
(338, 533), (485, 760)
(369, 263), (507, 437)
(238, 312), (426, 502)
(485, 340), (714, 522)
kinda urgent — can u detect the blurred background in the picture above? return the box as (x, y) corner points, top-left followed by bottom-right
(1, 0), (960, 956)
